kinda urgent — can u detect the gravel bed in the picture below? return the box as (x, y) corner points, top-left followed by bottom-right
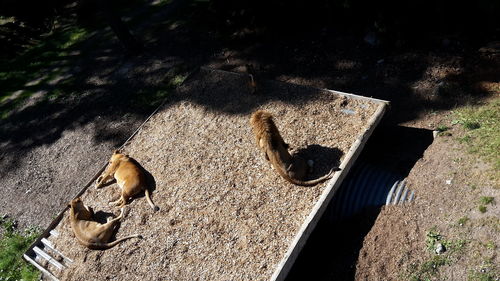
(51, 68), (378, 280)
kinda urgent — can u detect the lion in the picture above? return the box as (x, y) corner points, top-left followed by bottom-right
(68, 197), (142, 250)
(95, 150), (159, 211)
(250, 110), (338, 186)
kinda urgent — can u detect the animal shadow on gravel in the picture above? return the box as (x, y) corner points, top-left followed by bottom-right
(293, 144), (343, 180)
(127, 158), (158, 208)
(92, 210), (118, 225)
(93, 210), (123, 242)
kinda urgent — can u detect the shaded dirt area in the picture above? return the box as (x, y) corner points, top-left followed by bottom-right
(48, 68), (379, 280)
(0, 52), (183, 228)
(0, 16), (185, 228)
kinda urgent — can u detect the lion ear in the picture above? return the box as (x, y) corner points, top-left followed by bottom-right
(113, 149), (120, 154)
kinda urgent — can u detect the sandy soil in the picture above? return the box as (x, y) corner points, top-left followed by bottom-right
(46, 68), (381, 280)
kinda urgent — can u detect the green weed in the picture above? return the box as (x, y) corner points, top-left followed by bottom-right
(478, 205), (487, 213)
(468, 259), (498, 281)
(426, 227), (442, 251)
(408, 255), (449, 281)
(443, 239), (468, 254)
(463, 121), (481, 130)
(459, 135), (472, 144)
(453, 98), (500, 171)
(480, 196), (494, 205)
(436, 125), (450, 132)
(0, 218), (40, 281)
(468, 271), (496, 281)
(0, 26), (90, 119)
(132, 66), (188, 110)
(457, 216), (470, 226)
(484, 241), (496, 250)
(408, 229), (469, 281)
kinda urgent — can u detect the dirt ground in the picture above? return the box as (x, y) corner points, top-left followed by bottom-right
(356, 128), (500, 281)
(0, 1), (499, 280)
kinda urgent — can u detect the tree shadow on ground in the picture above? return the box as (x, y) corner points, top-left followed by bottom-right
(204, 32), (498, 125)
(0, 19), (184, 175)
(169, 67), (347, 115)
(1, 0), (497, 178)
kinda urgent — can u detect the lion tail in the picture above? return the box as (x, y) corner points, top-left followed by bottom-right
(145, 189), (159, 211)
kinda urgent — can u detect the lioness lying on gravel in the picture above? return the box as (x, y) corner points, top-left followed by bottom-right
(250, 110), (338, 186)
(69, 198), (142, 250)
(96, 150), (159, 211)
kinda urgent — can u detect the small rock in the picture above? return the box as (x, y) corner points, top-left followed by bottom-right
(446, 179), (452, 185)
(435, 243), (446, 254)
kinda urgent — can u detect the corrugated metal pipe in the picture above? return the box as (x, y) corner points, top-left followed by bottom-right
(327, 161), (415, 222)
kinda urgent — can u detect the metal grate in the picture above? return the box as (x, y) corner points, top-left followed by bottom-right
(23, 230), (72, 281)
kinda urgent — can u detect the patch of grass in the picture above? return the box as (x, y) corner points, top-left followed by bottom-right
(436, 125), (450, 132)
(425, 227), (467, 253)
(468, 259), (498, 281)
(426, 227), (442, 251)
(131, 66), (188, 110)
(421, 255), (449, 273)
(457, 216), (470, 226)
(452, 98), (500, 171)
(477, 217), (500, 232)
(468, 271), (496, 281)
(478, 205), (487, 213)
(0, 25), (91, 119)
(479, 196), (494, 205)
(408, 255), (449, 281)
(0, 218), (40, 281)
(483, 241), (496, 250)
(408, 229), (469, 280)
(443, 239), (468, 254)
(151, 0), (173, 7)
(1, 217), (17, 232)
(60, 28), (89, 49)
(463, 121), (481, 130)
(459, 135), (472, 144)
